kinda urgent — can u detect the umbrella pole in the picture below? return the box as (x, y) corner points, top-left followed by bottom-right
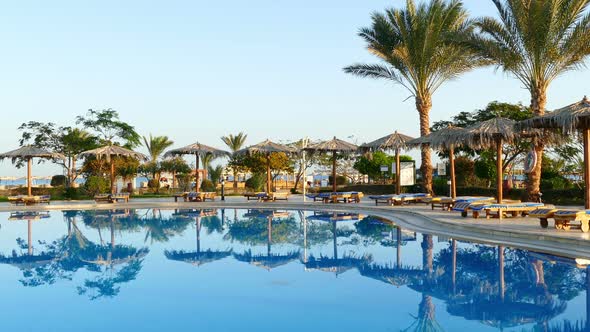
(449, 147), (456, 199)
(583, 128), (590, 209)
(396, 226), (402, 269)
(496, 138), (503, 204)
(332, 151), (337, 193)
(266, 154), (272, 193)
(498, 245), (505, 301)
(395, 148), (401, 195)
(27, 157), (32, 196)
(195, 155), (200, 192)
(28, 220), (32, 255)
(452, 239), (457, 293)
(110, 160), (116, 194)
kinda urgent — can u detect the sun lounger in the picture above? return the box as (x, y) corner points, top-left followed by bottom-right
(552, 210), (590, 233)
(187, 192), (216, 202)
(528, 208), (559, 228)
(369, 194), (400, 206)
(429, 196), (494, 211)
(94, 193), (129, 203)
(8, 195), (51, 206)
(173, 192), (189, 202)
(244, 192), (266, 201)
(481, 202), (546, 220)
(453, 199), (521, 218)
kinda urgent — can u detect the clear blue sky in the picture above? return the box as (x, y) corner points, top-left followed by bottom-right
(0, 0), (588, 176)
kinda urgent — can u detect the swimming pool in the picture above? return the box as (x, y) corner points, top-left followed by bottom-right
(0, 208), (586, 331)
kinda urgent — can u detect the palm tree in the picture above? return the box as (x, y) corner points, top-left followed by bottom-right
(143, 134), (174, 162)
(221, 132), (247, 190)
(465, 0), (590, 201)
(344, 0), (483, 194)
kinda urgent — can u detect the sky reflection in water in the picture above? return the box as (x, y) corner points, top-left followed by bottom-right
(0, 208), (587, 332)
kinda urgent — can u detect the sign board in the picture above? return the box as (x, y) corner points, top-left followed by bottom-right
(400, 162), (415, 186)
(380, 165), (389, 172)
(437, 162), (446, 176)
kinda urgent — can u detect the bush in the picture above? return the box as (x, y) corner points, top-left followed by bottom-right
(50, 175), (67, 187)
(328, 175), (348, 186)
(245, 173), (265, 191)
(84, 176), (110, 195)
(177, 174), (192, 192)
(200, 179), (216, 192)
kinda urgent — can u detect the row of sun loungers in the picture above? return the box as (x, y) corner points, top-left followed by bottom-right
(368, 193), (430, 206)
(94, 193), (130, 203)
(305, 192), (364, 204)
(8, 195), (51, 206)
(244, 192), (290, 202)
(173, 192), (216, 202)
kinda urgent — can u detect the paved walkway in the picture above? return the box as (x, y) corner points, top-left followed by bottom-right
(1, 195), (589, 259)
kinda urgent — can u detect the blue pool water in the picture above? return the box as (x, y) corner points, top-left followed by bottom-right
(0, 208), (587, 331)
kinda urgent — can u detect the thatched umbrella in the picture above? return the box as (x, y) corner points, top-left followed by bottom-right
(232, 210), (300, 270)
(457, 118), (520, 203)
(164, 143), (229, 192)
(79, 145), (148, 194)
(408, 126), (467, 198)
(361, 131), (415, 194)
(304, 137), (358, 192)
(165, 209), (233, 267)
(0, 146), (65, 196)
(521, 96), (590, 208)
(235, 139), (296, 193)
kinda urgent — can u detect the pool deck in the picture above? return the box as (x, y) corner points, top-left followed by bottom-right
(1, 195), (589, 259)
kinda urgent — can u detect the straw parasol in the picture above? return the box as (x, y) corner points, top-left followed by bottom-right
(164, 143), (229, 192)
(456, 117), (520, 203)
(408, 126), (467, 198)
(521, 96), (590, 208)
(304, 137), (358, 192)
(0, 146), (65, 196)
(361, 131), (415, 194)
(79, 145), (148, 194)
(235, 139), (296, 193)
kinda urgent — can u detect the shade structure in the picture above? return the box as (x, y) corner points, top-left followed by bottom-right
(456, 118), (520, 203)
(164, 143), (229, 192)
(361, 131), (414, 194)
(165, 209), (232, 267)
(232, 211), (300, 270)
(235, 139), (297, 193)
(79, 145), (148, 194)
(304, 137), (358, 192)
(0, 146), (65, 196)
(521, 96), (590, 208)
(407, 126), (467, 199)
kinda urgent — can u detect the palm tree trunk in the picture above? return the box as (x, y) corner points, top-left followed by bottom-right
(233, 167), (238, 192)
(416, 96), (433, 194)
(527, 86), (547, 202)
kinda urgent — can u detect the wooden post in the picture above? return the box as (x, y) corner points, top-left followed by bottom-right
(496, 138), (503, 204)
(395, 148), (401, 195)
(195, 154), (200, 192)
(449, 147), (456, 199)
(27, 157), (32, 196)
(332, 151), (337, 193)
(110, 160), (116, 194)
(583, 128), (590, 209)
(266, 154), (272, 193)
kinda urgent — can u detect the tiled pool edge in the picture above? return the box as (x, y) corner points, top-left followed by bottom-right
(1, 200), (589, 259)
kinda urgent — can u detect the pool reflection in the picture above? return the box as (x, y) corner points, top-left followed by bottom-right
(0, 208), (587, 331)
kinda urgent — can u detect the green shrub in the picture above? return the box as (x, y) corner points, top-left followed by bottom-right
(200, 179), (216, 192)
(51, 175), (67, 187)
(84, 176), (110, 195)
(177, 174), (192, 192)
(245, 173), (265, 191)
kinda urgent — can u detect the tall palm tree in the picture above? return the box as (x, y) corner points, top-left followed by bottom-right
(221, 132), (248, 190)
(465, 0), (590, 201)
(344, 0), (482, 194)
(143, 134), (174, 162)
